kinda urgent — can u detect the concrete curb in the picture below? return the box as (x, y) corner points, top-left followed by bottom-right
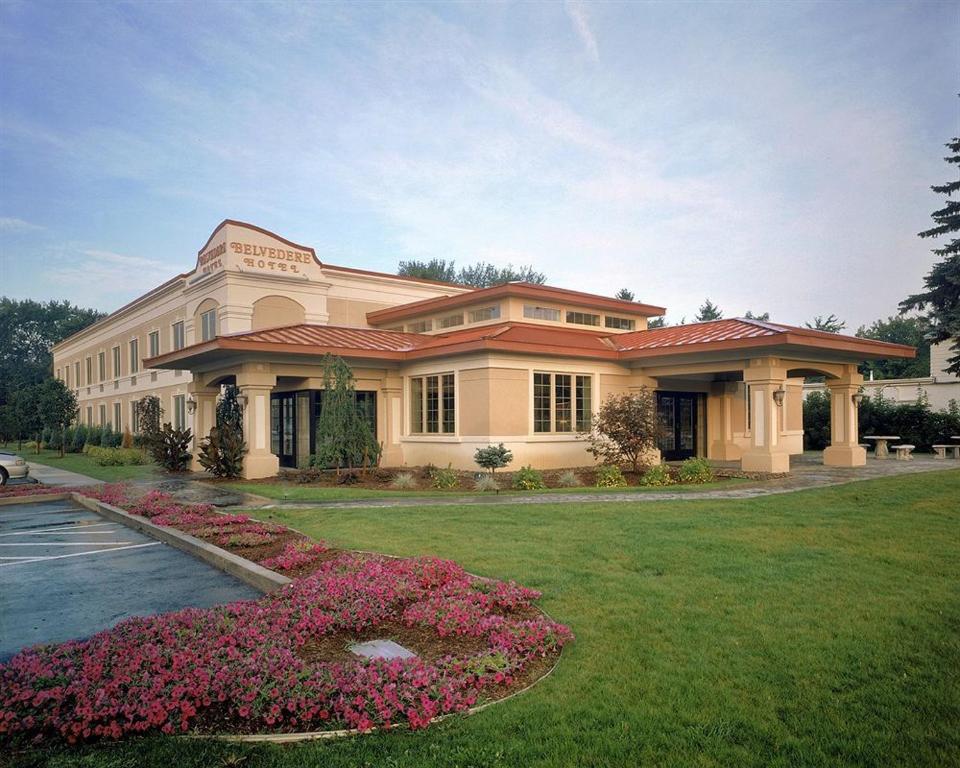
(70, 493), (291, 594)
(0, 492), (71, 506)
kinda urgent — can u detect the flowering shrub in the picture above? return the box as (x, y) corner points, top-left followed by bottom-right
(261, 540), (330, 571)
(595, 465), (627, 488)
(0, 554), (572, 744)
(639, 464), (674, 487)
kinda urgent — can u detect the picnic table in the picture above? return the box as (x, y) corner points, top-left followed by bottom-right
(863, 435), (900, 459)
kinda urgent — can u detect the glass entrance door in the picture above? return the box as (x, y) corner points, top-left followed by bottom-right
(657, 392), (700, 461)
(270, 393), (297, 468)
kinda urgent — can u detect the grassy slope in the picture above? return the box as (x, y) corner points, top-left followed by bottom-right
(23, 470), (960, 768)
(224, 477), (747, 502)
(2, 445), (159, 483)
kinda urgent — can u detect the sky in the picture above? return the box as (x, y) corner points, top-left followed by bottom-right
(0, 0), (957, 329)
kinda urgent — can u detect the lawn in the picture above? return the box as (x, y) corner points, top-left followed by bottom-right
(225, 476), (747, 502)
(1, 444), (160, 483)
(17, 469), (960, 768)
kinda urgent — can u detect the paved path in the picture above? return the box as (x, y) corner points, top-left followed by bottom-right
(0, 498), (260, 660)
(254, 456), (959, 510)
(25, 460), (101, 487)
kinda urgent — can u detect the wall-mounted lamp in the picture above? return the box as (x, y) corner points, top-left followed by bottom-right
(236, 392), (249, 409)
(772, 387), (786, 407)
(186, 394), (197, 415)
(852, 392), (864, 406)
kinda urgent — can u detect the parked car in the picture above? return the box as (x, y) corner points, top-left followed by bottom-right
(0, 450), (30, 485)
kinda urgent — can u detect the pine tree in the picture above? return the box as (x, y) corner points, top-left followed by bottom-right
(615, 288), (635, 301)
(900, 136), (960, 375)
(314, 354), (381, 473)
(695, 299), (722, 322)
(805, 314), (846, 333)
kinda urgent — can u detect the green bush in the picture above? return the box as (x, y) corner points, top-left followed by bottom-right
(595, 464), (627, 488)
(474, 443), (513, 476)
(87, 446), (146, 466)
(86, 425), (102, 447)
(639, 464), (674, 486)
(198, 423), (244, 478)
(431, 464), (459, 490)
(512, 465), (546, 491)
(69, 425), (87, 453)
(151, 424), (194, 472)
(678, 457), (714, 484)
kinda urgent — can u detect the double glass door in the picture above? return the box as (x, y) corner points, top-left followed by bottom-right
(657, 392), (700, 461)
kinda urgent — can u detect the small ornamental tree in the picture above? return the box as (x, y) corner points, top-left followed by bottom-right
(151, 423), (193, 472)
(583, 389), (658, 473)
(36, 379), (78, 458)
(217, 385), (244, 434)
(314, 354), (381, 473)
(474, 443), (513, 476)
(197, 422), (246, 478)
(133, 395), (162, 447)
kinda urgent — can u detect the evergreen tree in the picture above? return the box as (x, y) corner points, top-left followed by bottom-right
(615, 288), (635, 301)
(695, 299), (722, 322)
(217, 385), (244, 434)
(744, 310), (770, 321)
(314, 354), (381, 473)
(900, 136), (960, 375)
(397, 259), (547, 288)
(647, 317), (667, 328)
(806, 314), (846, 333)
(397, 258), (458, 283)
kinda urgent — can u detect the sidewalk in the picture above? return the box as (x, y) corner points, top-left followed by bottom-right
(25, 461), (101, 487)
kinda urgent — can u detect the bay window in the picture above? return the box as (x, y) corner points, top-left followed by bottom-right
(410, 373), (455, 434)
(533, 372), (592, 433)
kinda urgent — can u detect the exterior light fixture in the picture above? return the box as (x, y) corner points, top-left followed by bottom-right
(852, 392), (864, 406)
(236, 392), (249, 409)
(772, 387), (786, 407)
(186, 394), (197, 415)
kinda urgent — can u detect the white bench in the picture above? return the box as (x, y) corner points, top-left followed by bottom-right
(932, 444), (960, 459)
(892, 444), (915, 461)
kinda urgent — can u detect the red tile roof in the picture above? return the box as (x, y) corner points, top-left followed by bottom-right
(146, 317), (915, 369)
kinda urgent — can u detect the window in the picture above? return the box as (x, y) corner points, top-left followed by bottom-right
(113, 402), (122, 431)
(64, 366), (70, 388)
(468, 305), (501, 323)
(132, 401), (140, 433)
(407, 319), (432, 333)
(148, 330), (160, 359)
(86, 406), (93, 425)
(200, 309), (217, 341)
(438, 313), (464, 329)
(99, 404), (106, 426)
(410, 374), (455, 434)
(533, 372), (592, 433)
(172, 321), (185, 351)
(129, 339), (139, 374)
(56, 368), (61, 382)
(604, 316), (636, 330)
(566, 311), (600, 326)
(524, 305), (561, 321)
(97, 352), (105, 381)
(112, 346), (121, 378)
(173, 395), (186, 430)
(85, 357), (92, 385)
(73, 361), (80, 388)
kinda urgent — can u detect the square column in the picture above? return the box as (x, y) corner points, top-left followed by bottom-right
(741, 362), (790, 473)
(708, 382), (742, 460)
(187, 386), (218, 473)
(379, 375), (403, 467)
(823, 371), (866, 467)
(237, 370), (279, 480)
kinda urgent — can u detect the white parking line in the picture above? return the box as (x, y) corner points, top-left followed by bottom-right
(0, 541), (134, 547)
(0, 523), (116, 537)
(0, 542), (161, 567)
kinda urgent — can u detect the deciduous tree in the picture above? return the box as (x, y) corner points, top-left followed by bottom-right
(583, 389), (658, 473)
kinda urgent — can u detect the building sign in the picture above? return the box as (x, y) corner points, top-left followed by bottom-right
(230, 241), (311, 275)
(198, 242), (226, 274)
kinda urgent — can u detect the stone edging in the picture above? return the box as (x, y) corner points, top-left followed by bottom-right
(0, 492), (72, 506)
(69, 493), (291, 594)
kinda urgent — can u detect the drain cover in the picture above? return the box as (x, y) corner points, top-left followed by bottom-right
(348, 639), (417, 660)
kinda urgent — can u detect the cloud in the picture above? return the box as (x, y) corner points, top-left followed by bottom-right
(0, 216), (43, 232)
(564, 1), (600, 63)
(49, 249), (176, 310)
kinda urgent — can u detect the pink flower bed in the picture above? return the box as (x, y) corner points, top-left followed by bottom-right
(261, 540), (330, 572)
(0, 554), (572, 744)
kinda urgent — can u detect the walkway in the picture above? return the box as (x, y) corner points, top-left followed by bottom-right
(25, 461), (101, 487)
(254, 455), (959, 510)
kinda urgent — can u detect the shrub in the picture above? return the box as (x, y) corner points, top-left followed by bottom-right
(419, 463), (437, 480)
(314, 355), (381, 471)
(133, 395), (162, 446)
(87, 446), (146, 466)
(87, 425), (102, 447)
(474, 443), (513, 476)
(678, 457), (714, 484)
(121, 428), (134, 449)
(556, 469), (582, 487)
(584, 389), (658, 472)
(198, 423), (246, 478)
(390, 471), (418, 490)
(512, 465), (545, 491)
(431, 464), (459, 490)
(216, 385), (244, 433)
(69, 425), (87, 453)
(639, 464), (674, 486)
(474, 474), (499, 492)
(150, 424), (193, 472)
(595, 464), (627, 488)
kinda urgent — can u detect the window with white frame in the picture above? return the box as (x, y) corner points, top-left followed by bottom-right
(148, 330), (160, 359)
(565, 311), (600, 327)
(468, 305), (501, 323)
(85, 357), (92, 385)
(437, 313), (464, 329)
(129, 339), (139, 374)
(112, 345), (121, 377)
(410, 373), (455, 434)
(172, 321), (185, 351)
(200, 309), (217, 341)
(113, 402), (122, 431)
(523, 305), (561, 321)
(604, 316), (636, 330)
(73, 361), (80, 387)
(86, 406), (93, 425)
(99, 404), (106, 426)
(98, 352), (105, 381)
(173, 395), (186, 430)
(533, 372), (592, 433)
(407, 319), (433, 333)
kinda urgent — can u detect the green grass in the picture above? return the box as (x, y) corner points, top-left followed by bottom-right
(18, 470), (960, 768)
(2, 444), (160, 483)
(225, 476), (747, 502)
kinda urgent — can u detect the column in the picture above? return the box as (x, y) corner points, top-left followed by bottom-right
(236, 369), (279, 479)
(823, 368), (866, 467)
(187, 384), (218, 473)
(379, 374), (403, 467)
(708, 382), (742, 460)
(741, 360), (790, 473)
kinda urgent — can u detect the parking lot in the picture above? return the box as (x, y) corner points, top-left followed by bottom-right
(0, 498), (261, 660)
